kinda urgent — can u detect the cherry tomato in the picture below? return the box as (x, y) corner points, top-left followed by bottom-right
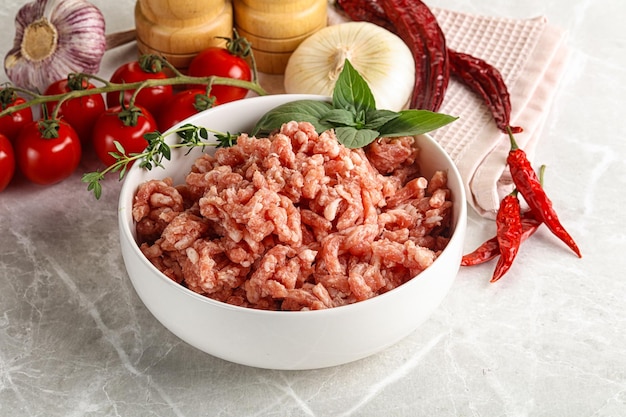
(106, 61), (173, 116)
(15, 120), (82, 185)
(44, 77), (106, 144)
(187, 47), (252, 103)
(0, 133), (15, 192)
(0, 90), (34, 143)
(156, 89), (218, 132)
(92, 105), (157, 167)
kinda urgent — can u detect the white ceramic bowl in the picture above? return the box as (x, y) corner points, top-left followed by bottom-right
(118, 94), (467, 370)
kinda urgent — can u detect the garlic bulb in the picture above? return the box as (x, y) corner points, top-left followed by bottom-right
(284, 22), (415, 111)
(4, 0), (106, 92)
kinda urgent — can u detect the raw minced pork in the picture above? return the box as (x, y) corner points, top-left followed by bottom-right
(133, 121), (453, 311)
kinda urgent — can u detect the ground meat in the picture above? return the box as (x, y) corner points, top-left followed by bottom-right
(133, 121), (453, 311)
(133, 178), (185, 244)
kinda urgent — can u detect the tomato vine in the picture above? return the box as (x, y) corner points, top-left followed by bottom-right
(0, 54), (268, 121)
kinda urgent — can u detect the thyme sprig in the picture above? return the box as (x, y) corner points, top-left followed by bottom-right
(81, 124), (238, 199)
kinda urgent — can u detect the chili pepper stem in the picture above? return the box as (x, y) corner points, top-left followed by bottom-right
(507, 125), (520, 151)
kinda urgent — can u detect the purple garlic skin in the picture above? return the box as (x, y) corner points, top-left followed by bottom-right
(4, 0), (107, 92)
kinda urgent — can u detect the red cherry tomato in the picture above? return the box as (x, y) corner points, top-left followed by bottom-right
(187, 47), (252, 103)
(106, 61), (173, 116)
(44, 77), (106, 144)
(157, 89), (218, 132)
(92, 105), (157, 167)
(0, 133), (15, 192)
(0, 90), (34, 143)
(15, 120), (82, 185)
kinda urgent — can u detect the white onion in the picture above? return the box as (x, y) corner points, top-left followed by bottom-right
(284, 21), (415, 111)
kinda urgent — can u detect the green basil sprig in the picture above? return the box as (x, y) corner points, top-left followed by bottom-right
(252, 59), (457, 148)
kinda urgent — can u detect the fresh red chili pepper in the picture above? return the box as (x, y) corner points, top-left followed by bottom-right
(461, 211), (541, 266)
(448, 49), (522, 134)
(506, 129), (582, 258)
(491, 193), (523, 282)
(338, 0), (450, 112)
(461, 236), (499, 266)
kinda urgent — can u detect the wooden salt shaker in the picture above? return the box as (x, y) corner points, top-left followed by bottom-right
(233, 0), (327, 74)
(135, 0), (234, 72)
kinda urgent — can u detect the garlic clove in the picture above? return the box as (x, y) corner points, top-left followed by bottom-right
(284, 21), (416, 112)
(4, 0), (107, 93)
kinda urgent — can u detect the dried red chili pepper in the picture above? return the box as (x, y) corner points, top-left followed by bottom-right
(491, 192), (523, 282)
(380, 0), (449, 111)
(338, 0), (449, 112)
(506, 129), (582, 258)
(448, 49), (522, 134)
(335, 0), (392, 31)
(461, 211), (541, 266)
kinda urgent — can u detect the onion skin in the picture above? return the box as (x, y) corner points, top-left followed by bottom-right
(4, 0), (106, 92)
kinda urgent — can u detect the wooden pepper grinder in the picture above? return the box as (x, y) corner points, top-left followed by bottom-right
(233, 0), (327, 74)
(135, 0), (234, 72)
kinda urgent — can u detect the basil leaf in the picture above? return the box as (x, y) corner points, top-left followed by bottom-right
(364, 109), (401, 130)
(378, 109), (458, 137)
(251, 59), (457, 150)
(320, 108), (357, 127)
(335, 126), (379, 149)
(332, 60), (376, 116)
(252, 100), (334, 136)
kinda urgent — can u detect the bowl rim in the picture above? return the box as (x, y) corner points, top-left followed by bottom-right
(118, 94), (467, 317)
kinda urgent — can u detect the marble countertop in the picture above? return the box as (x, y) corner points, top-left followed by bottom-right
(1, 0), (625, 416)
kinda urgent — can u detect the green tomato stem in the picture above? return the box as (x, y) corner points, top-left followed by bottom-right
(0, 61), (268, 118)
